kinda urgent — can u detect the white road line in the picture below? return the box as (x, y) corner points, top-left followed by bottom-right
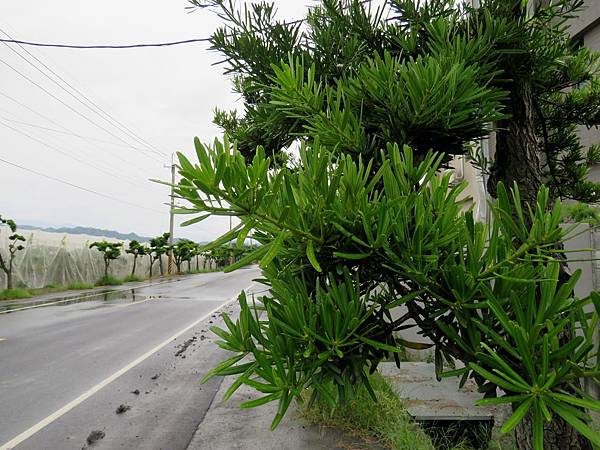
(0, 283), (254, 450)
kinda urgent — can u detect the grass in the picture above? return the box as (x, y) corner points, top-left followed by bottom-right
(299, 373), (511, 450)
(185, 268), (220, 274)
(66, 282), (94, 290)
(299, 373), (437, 450)
(0, 269), (214, 301)
(123, 274), (144, 282)
(0, 288), (33, 300)
(0, 282), (96, 300)
(95, 275), (124, 286)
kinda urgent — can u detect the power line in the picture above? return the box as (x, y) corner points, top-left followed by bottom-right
(0, 0), (376, 50)
(0, 57), (165, 163)
(0, 89), (161, 172)
(0, 96), (157, 183)
(0, 157), (164, 215)
(0, 118), (146, 189)
(0, 26), (169, 158)
(0, 37), (211, 49)
(0, 114), (155, 154)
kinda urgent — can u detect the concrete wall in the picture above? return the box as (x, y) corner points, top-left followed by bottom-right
(564, 223), (597, 297)
(567, 0), (600, 38)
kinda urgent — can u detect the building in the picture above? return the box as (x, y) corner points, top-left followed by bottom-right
(567, 0), (600, 180)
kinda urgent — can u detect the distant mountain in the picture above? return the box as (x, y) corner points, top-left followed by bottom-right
(19, 225), (151, 242)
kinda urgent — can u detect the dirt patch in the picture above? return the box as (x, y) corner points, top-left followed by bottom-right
(116, 404), (131, 414)
(86, 430), (105, 445)
(174, 336), (197, 357)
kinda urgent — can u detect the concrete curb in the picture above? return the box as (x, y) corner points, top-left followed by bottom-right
(186, 376), (375, 450)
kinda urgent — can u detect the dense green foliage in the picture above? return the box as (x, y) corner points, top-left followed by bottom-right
(192, 0), (600, 205)
(177, 139), (600, 447)
(179, 1), (600, 447)
(0, 215), (26, 290)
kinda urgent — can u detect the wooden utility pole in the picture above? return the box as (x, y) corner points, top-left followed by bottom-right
(167, 155), (175, 275)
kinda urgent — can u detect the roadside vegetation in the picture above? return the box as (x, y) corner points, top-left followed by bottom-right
(184, 0), (600, 449)
(0, 215), (26, 290)
(0, 217), (252, 300)
(0, 282), (95, 300)
(300, 374), (436, 450)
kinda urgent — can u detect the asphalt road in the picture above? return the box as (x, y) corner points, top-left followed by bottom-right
(0, 268), (261, 450)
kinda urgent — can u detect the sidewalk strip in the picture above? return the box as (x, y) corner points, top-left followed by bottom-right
(0, 283), (254, 450)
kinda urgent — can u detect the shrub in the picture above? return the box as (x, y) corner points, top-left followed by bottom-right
(179, 139), (600, 446)
(0, 288), (33, 300)
(123, 275), (144, 283)
(67, 282), (94, 290)
(95, 275), (123, 286)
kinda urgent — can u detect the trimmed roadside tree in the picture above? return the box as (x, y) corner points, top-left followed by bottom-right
(173, 239), (196, 273)
(89, 241), (123, 278)
(149, 233), (170, 276)
(0, 216), (26, 290)
(125, 240), (147, 277)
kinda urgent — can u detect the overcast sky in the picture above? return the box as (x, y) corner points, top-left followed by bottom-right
(0, 0), (310, 241)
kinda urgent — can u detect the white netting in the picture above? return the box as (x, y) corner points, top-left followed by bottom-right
(0, 229), (192, 289)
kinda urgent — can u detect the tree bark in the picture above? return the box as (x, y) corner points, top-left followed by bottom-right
(6, 261), (12, 290)
(492, 75), (593, 450)
(515, 408), (593, 450)
(132, 256), (137, 277)
(489, 76), (543, 208)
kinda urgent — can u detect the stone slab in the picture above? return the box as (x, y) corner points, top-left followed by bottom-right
(380, 362), (508, 422)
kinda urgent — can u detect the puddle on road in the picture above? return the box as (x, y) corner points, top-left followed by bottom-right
(0, 290), (165, 313)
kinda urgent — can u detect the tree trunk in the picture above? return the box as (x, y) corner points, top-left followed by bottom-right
(132, 256), (137, 277)
(159, 256), (164, 276)
(492, 75), (592, 450)
(489, 76), (543, 208)
(515, 408), (593, 450)
(149, 257), (153, 278)
(104, 260), (109, 278)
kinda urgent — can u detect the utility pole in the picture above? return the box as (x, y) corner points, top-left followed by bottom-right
(167, 154), (175, 275)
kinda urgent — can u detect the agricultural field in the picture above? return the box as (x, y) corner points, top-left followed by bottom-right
(0, 227), (210, 289)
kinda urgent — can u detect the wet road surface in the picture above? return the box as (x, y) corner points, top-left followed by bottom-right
(0, 268), (260, 450)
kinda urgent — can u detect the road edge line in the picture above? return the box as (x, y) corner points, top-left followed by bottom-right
(0, 283), (255, 450)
